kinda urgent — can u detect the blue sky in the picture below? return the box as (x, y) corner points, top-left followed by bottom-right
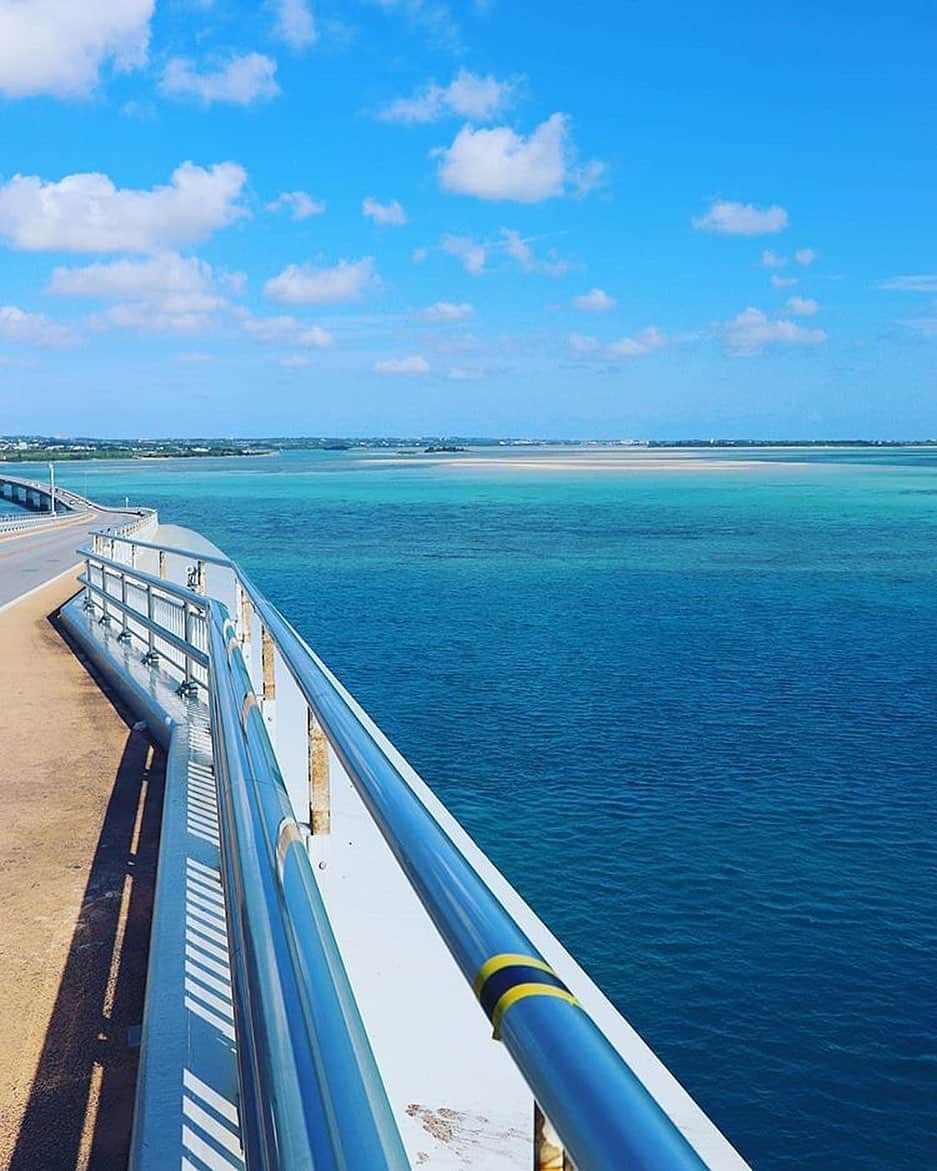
(0, 0), (934, 438)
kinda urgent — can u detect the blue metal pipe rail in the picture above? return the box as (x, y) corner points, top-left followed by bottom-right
(206, 607), (408, 1171)
(84, 528), (723, 1171)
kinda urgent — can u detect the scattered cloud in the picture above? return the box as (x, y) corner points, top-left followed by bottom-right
(499, 228), (570, 275)
(373, 353), (430, 375)
(362, 196), (408, 226)
(270, 0), (316, 50)
(280, 353), (313, 368)
(378, 69), (518, 123)
(412, 246), (429, 263)
(48, 252), (227, 299)
(608, 326), (669, 357)
(368, 0), (461, 52)
(241, 312), (333, 347)
(267, 191), (326, 219)
(574, 288), (615, 312)
(0, 305), (77, 348)
(264, 257), (379, 304)
(771, 274), (798, 289)
(693, 199), (788, 236)
(160, 53), (279, 105)
(568, 332), (599, 353)
(442, 234), (487, 274)
(436, 113), (603, 203)
(0, 162), (248, 253)
(49, 252), (241, 333)
(423, 301), (474, 321)
(880, 274), (937, 293)
(0, 0), (153, 99)
(795, 248), (817, 267)
(724, 307), (826, 355)
(786, 296), (819, 316)
(441, 229), (569, 276)
(447, 366), (483, 380)
(761, 250), (786, 268)
(176, 351), (213, 363)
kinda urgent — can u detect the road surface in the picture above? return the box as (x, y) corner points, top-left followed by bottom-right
(0, 512), (136, 610)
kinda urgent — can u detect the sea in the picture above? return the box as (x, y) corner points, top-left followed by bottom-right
(18, 445), (936, 1169)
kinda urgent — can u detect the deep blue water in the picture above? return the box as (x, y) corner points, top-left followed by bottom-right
(28, 448), (937, 1169)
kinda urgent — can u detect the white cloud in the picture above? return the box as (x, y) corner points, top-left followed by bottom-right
(0, 162), (247, 253)
(795, 248), (817, 267)
(437, 113), (602, 203)
(280, 353), (313, 368)
(264, 257), (378, 304)
(574, 287), (615, 312)
(370, 0), (461, 50)
(880, 274), (937, 292)
(48, 252), (220, 298)
(442, 234), (487, 275)
(412, 246), (429, 263)
(724, 307), (826, 355)
(241, 313), (333, 347)
(607, 326), (669, 357)
(447, 366), (483, 380)
(267, 191), (326, 219)
(0, 0), (153, 99)
(761, 250), (786, 269)
(160, 53), (279, 105)
(362, 196), (408, 226)
(770, 274), (798, 288)
(176, 352), (213, 363)
(499, 228), (569, 275)
(423, 301), (474, 321)
(373, 354), (430, 375)
(568, 332), (599, 353)
(48, 252), (238, 334)
(442, 229), (568, 276)
(786, 296), (818, 316)
(693, 199), (788, 236)
(0, 305), (77, 348)
(271, 0), (316, 50)
(379, 69), (518, 123)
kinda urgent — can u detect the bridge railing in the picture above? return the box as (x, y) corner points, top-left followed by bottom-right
(84, 529), (725, 1171)
(78, 545), (409, 1171)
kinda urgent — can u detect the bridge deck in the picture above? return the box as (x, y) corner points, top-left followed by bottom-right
(0, 573), (161, 1170)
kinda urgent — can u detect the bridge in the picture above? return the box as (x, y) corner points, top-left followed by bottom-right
(0, 509), (752, 1171)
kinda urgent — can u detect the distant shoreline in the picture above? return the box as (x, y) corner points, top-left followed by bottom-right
(2, 438), (937, 465)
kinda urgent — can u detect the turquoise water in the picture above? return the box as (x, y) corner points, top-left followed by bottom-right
(33, 449), (937, 1169)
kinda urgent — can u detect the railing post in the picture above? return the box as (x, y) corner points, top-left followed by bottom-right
(308, 709), (330, 834)
(83, 558), (93, 611)
(182, 605), (196, 695)
(144, 583), (158, 664)
(197, 559), (205, 594)
(100, 570), (111, 626)
(535, 1104), (574, 1171)
(118, 570), (131, 641)
(159, 549), (166, 579)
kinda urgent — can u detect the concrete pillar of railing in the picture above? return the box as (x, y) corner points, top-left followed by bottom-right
(159, 549), (166, 579)
(197, 559), (206, 595)
(535, 1105), (574, 1171)
(308, 710), (330, 834)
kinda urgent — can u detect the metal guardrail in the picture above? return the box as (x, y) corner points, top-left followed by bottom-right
(80, 547), (408, 1171)
(88, 529), (717, 1171)
(207, 609), (409, 1171)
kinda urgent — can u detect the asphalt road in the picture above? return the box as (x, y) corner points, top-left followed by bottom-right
(0, 512), (135, 610)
